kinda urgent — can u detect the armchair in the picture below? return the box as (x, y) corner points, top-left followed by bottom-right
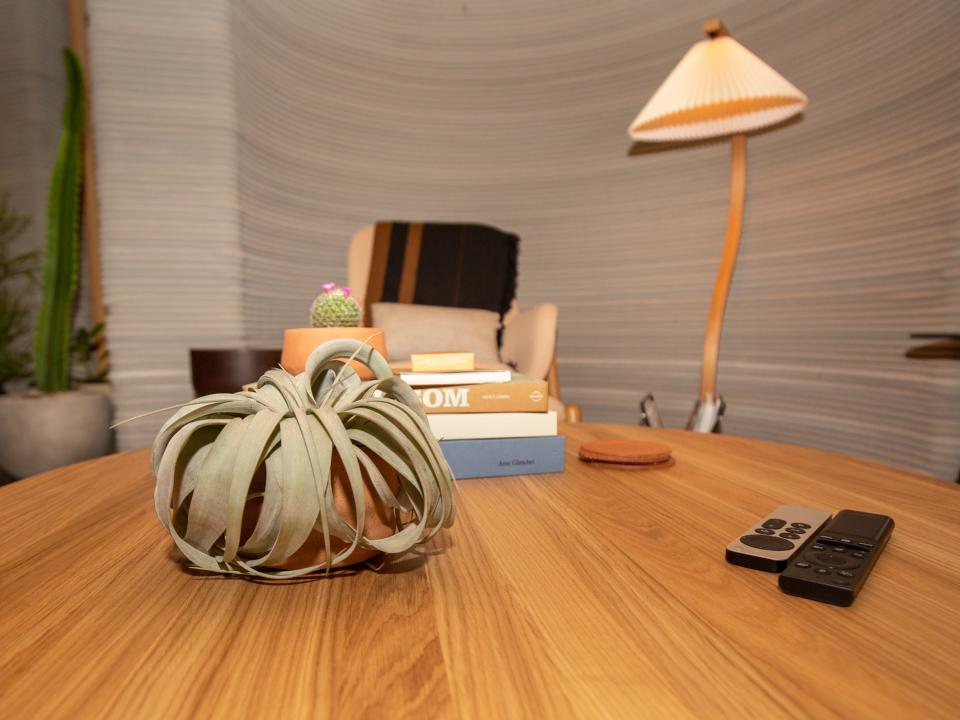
(347, 222), (579, 421)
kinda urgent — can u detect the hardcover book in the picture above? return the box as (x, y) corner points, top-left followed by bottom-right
(439, 436), (566, 479)
(399, 369), (512, 387)
(414, 375), (548, 414)
(427, 410), (557, 441)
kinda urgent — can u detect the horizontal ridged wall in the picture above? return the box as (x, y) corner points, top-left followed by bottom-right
(232, 0), (960, 478)
(88, 0), (245, 449)
(91, 0), (960, 477)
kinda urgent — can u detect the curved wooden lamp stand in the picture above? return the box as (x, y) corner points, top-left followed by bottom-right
(632, 18), (806, 433)
(689, 133), (746, 430)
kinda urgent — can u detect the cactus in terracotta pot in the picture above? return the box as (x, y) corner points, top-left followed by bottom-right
(284, 284), (386, 379)
(310, 283), (361, 328)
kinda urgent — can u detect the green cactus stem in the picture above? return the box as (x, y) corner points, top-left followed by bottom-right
(33, 49), (84, 392)
(310, 282), (361, 327)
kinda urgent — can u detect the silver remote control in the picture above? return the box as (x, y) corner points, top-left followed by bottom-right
(726, 504), (832, 573)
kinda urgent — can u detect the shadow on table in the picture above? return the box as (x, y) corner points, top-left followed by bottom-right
(166, 538), (453, 583)
(374, 541), (452, 574)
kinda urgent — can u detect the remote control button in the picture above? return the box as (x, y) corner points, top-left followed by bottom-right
(838, 570), (854, 578)
(739, 535), (795, 551)
(851, 551), (866, 559)
(812, 544), (826, 551)
(816, 568), (831, 575)
(791, 522), (812, 529)
(779, 532), (801, 539)
(810, 552), (861, 569)
(794, 561), (811, 568)
(832, 546), (846, 553)
(839, 538), (854, 545)
(763, 519), (786, 529)
(818, 535), (835, 542)
(854, 542), (874, 550)
(790, 528), (807, 534)
(755, 528), (775, 535)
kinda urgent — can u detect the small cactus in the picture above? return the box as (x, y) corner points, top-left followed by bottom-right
(310, 282), (361, 327)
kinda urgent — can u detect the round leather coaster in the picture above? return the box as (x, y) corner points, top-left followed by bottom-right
(578, 439), (674, 469)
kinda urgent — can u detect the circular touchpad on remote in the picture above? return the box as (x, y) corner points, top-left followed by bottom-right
(807, 552), (861, 569)
(739, 534), (795, 551)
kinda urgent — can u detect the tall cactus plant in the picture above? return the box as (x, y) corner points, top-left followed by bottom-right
(34, 50), (84, 392)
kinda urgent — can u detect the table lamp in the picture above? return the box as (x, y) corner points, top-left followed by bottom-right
(629, 19), (807, 432)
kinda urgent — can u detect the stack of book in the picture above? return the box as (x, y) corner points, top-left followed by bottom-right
(401, 352), (566, 479)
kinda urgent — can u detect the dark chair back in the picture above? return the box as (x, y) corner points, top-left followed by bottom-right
(362, 222), (519, 326)
(190, 349), (282, 397)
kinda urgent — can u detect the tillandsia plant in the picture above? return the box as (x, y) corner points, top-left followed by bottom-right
(34, 49), (84, 393)
(310, 282), (361, 328)
(149, 338), (456, 578)
(0, 194), (37, 393)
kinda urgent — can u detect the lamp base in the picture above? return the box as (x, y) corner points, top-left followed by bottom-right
(686, 396), (726, 433)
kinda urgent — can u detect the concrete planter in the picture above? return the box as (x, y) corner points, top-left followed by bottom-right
(0, 388), (113, 479)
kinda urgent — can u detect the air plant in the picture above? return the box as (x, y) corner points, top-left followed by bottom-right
(150, 338), (456, 578)
(310, 282), (361, 327)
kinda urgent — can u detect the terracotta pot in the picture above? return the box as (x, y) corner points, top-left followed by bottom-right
(0, 389), (113, 479)
(240, 453), (401, 569)
(281, 327), (388, 380)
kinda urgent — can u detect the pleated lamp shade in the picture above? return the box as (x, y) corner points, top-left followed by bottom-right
(629, 34), (807, 142)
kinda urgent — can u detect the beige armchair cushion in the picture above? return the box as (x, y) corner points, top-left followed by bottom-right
(371, 302), (502, 365)
(501, 302), (558, 380)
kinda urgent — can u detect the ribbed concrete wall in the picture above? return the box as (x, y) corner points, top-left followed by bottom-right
(87, 0), (245, 448)
(89, 0), (960, 477)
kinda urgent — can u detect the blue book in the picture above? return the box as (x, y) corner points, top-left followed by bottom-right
(439, 436), (566, 479)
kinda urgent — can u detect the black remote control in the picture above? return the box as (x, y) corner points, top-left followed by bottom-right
(726, 505), (832, 573)
(779, 510), (894, 606)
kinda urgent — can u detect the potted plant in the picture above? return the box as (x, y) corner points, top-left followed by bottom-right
(0, 50), (112, 479)
(0, 194), (38, 484)
(151, 338), (455, 576)
(281, 282), (388, 379)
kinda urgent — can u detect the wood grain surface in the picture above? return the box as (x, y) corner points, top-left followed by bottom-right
(1, 423), (958, 719)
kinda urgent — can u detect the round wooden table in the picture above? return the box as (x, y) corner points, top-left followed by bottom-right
(2, 424), (958, 718)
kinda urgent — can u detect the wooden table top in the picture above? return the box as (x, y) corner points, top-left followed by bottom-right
(2, 423), (959, 719)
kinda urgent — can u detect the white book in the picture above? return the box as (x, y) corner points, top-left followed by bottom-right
(427, 411), (557, 441)
(400, 369), (512, 387)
